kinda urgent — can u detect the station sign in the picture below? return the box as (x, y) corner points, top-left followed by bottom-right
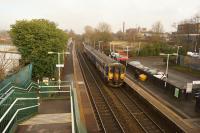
(56, 64), (64, 68)
(174, 88), (179, 98)
(193, 81), (200, 85)
(186, 83), (193, 93)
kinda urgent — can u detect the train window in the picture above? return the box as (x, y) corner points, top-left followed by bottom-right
(120, 66), (125, 73)
(109, 66), (114, 73)
(115, 66), (119, 73)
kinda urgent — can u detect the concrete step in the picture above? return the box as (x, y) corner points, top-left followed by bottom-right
(15, 113), (71, 133)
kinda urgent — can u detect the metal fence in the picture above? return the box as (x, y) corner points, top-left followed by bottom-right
(0, 64), (40, 133)
(0, 64), (33, 91)
(179, 55), (200, 71)
(0, 90), (39, 133)
(38, 81), (71, 98)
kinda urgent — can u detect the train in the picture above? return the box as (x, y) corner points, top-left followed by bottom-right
(83, 44), (126, 87)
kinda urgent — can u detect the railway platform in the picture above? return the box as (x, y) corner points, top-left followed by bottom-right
(72, 43), (99, 132)
(125, 74), (200, 132)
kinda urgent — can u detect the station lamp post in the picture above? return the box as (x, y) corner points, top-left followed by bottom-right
(98, 41), (103, 51)
(138, 42), (141, 56)
(176, 45), (182, 64)
(113, 43), (115, 53)
(48, 51), (70, 90)
(110, 42), (112, 52)
(125, 46), (129, 66)
(160, 53), (177, 87)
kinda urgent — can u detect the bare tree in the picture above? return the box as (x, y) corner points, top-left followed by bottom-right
(152, 21), (164, 33)
(126, 28), (137, 42)
(97, 22), (112, 33)
(84, 25), (95, 43)
(0, 53), (11, 80)
(151, 21), (164, 43)
(96, 22), (112, 43)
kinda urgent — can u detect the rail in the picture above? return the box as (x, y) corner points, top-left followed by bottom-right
(0, 81), (39, 99)
(0, 97), (39, 123)
(77, 48), (125, 132)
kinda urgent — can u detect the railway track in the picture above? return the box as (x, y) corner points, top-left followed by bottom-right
(76, 44), (166, 133)
(77, 48), (146, 132)
(112, 88), (165, 133)
(77, 47), (125, 133)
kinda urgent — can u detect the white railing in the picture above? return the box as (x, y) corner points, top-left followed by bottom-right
(70, 85), (75, 133)
(2, 104), (40, 133)
(39, 82), (76, 133)
(0, 82), (39, 99)
(0, 82), (12, 93)
(0, 97), (40, 123)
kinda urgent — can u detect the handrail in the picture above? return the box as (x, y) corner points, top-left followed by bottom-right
(70, 86), (75, 133)
(0, 82), (12, 93)
(2, 104), (40, 133)
(0, 90), (15, 105)
(0, 97), (39, 123)
(0, 82), (39, 99)
(26, 82), (39, 90)
(39, 90), (70, 93)
(39, 85), (71, 88)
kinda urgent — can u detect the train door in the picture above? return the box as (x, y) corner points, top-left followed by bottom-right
(114, 65), (119, 81)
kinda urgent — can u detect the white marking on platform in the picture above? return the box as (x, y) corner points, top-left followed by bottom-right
(77, 81), (84, 85)
(19, 113), (71, 125)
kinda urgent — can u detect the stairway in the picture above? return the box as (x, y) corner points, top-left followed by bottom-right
(15, 99), (72, 133)
(15, 113), (72, 133)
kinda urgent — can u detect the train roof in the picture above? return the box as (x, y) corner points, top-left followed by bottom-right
(84, 44), (119, 65)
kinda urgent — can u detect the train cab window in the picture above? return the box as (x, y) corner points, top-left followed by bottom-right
(114, 66), (119, 73)
(120, 66), (125, 74)
(109, 66), (114, 73)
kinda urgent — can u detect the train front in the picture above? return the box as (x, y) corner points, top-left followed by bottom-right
(107, 63), (126, 87)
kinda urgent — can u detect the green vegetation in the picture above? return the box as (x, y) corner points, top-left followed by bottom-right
(138, 43), (186, 56)
(10, 19), (68, 79)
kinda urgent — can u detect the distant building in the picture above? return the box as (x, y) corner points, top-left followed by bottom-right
(176, 22), (200, 44)
(177, 23), (200, 34)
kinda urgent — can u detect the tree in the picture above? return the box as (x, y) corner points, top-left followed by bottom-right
(96, 22), (112, 43)
(10, 19), (68, 79)
(152, 21), (164, 33)
(125, 28), (137, 42)
(0, 53), (10, 80)
(114, 30), (124, 40)
(97, 22), (111, 33)
(151, 21), (164, 43)
(83, 25), (95, 43)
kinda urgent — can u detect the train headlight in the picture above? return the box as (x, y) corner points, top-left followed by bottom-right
(120, 74), (125, 79)
(108, 73), (113, 80)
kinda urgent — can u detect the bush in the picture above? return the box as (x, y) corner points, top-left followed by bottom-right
(10, 19), (68, 79)
(139, 43), (177, 56)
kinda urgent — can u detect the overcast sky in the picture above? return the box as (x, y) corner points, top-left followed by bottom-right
(0, 0), (200, 33)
